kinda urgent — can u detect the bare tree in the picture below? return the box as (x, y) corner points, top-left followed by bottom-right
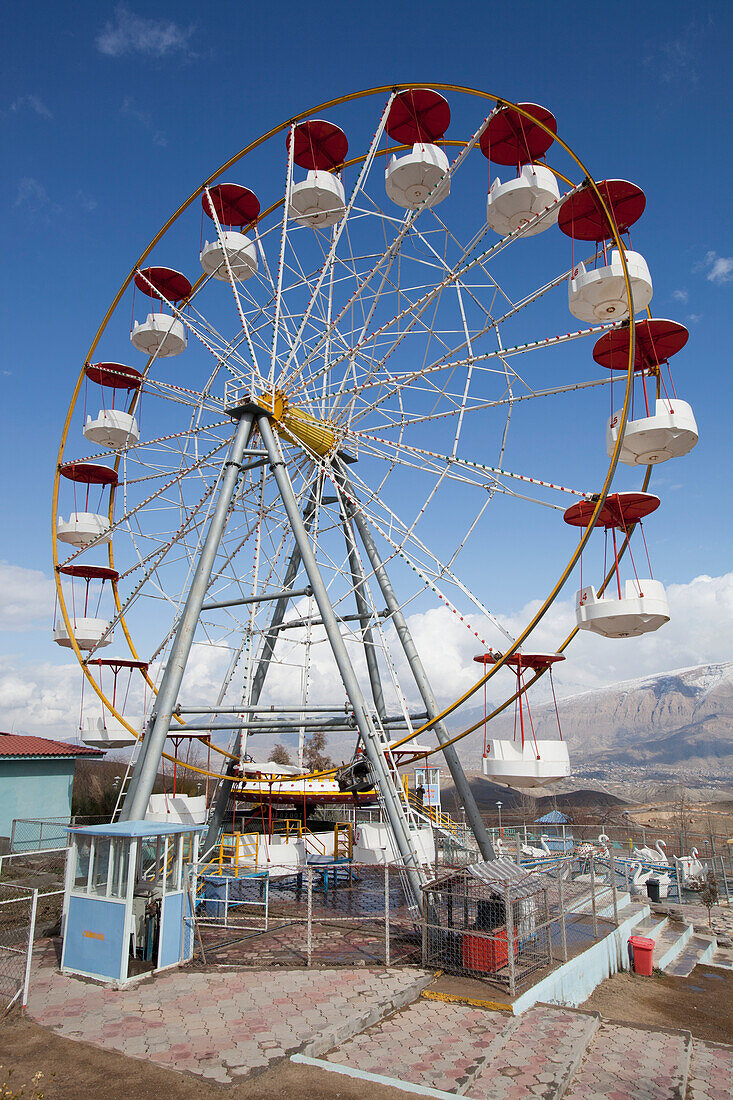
(699, 870), (719, 929)
(268, 743), (293, 766)
(303, 729), (333, 772)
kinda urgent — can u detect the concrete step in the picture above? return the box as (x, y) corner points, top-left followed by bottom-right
(653, 919), (693, 970)
(708, 943), (733, 971)
(564, 1020), (691, 1100)
(325, 998), (514, 1095)
(664, 933), (717, 978)
(688, 1038), (733, 1099)
(467, 1004), (599, 1098)
(319, 998), (733, 1100)
(631, 913), (669, 941)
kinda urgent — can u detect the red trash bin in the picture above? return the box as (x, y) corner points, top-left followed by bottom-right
(629, 935), (655, 976)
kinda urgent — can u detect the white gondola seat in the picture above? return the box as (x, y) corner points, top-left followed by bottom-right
(57, 513), (111, 547)
(482, 739), (570, 788)
(200, 231), (258, 280)
(83, 409), (139, 450)
(130, 313), (187, 357)
(385, 144), (450, 209)
(289, 171), (346, 228)
(575, 580), (670, 638)
(145, 794), (207, 825)
(606, 398), (698, 465)
(486, 163), (560, 237)
(53, 618), (113, 650)
(81, 715), (138, 749)
(568, 250), (653, 322)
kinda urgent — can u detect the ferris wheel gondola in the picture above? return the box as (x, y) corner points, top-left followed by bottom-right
(482, 102), (561, 238)
(564, 492), (670, 638)
(559, 179), (653, 321)
(474, 652), (570, 788)
(593, 319), (698, 465)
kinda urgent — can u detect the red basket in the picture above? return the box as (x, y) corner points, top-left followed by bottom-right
(462, 929), (519, 973)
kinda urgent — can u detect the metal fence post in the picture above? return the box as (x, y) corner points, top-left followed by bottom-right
(515, 833), (521, 866)
(506, 886), (516, 998)
(421, 891), (428, 968)
(557, 865), (568, 963)
(21, 889), (38, 1012)
(611, 860), (619, 924)
(624, 860), (630, 895)
(307, 868), (313, 967)
(589, 857), (598, 939)
(543, 886), (552, 965)
(384, 863), (390, 966)
(720, 856), (730, 901)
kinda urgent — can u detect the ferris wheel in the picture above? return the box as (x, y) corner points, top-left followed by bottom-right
(52, 86), (698, 906)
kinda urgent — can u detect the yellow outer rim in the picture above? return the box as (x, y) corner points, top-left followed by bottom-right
(52, 83), (641, 781)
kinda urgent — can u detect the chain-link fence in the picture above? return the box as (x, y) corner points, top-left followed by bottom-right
(422, 858), (619, 996)
(0, 848), (68, 935)
(191, 862), (420, 968)
(0, 884), (38, 1011)
(9, 816), (107, 854)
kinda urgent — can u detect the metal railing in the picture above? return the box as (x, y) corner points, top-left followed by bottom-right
(0, 884), (38, 1012)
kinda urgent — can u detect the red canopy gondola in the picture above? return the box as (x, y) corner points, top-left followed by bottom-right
(134, 266), (192, 302)
(479, 102), (556, 165)
(287, 120), (348, 171)
(558, 179), (646, 242)
(85, 363), (143, 390)
(386, 89), (450, 145)
(563, 491), (660, 530)
(592, 319), (689, 371)
(59, 462), (118, 486)
(202, 183), (260, 227)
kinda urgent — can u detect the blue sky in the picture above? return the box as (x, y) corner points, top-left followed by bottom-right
(1, 0), (731, 739)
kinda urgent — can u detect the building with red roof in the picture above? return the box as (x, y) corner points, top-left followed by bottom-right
(0, 733), (103, 851)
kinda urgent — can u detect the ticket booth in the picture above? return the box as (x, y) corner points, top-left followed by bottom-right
(413, 765), (441, 810)
(61, 821), (204, 984)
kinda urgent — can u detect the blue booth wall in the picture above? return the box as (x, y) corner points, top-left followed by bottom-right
(0, 759), (76, 847)
(62, 894), (127, 982)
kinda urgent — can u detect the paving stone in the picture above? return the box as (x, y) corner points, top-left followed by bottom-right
(565, 1021), (690, 1100)
(26, 937), (430, 1083)
(688, 1038), (733, 1100)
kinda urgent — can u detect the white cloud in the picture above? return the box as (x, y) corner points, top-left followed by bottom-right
(96, 5), (194, 58)
(14, 177), (48, 211)
(7, 95), (53, 119)
(401, 572), (733, 713)
(76, 190), (97, 213)
(0, 658), (80, 737)
(0, 563), (55, 632)
(120, 96), (167, 147)
(4, 566), (733, 749)
(672, 289), (688, 304)
(697, 251), (733, 285)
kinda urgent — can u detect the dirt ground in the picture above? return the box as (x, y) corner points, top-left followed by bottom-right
(582, 965), (733, 1045)
(0, 1014), (407, 1100)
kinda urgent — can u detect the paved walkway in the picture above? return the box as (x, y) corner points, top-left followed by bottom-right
(326, 999), (733, 1099)
(25, 939), (733, 1096)
(26, 941), (430, 1084)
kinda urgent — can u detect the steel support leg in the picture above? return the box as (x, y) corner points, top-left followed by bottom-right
(120, 410), (256, 821)
(202, 482), (321, 854)
(258, 415), (425, 911)
(340, 504), (387, 722)
(338, 462), (495, 861)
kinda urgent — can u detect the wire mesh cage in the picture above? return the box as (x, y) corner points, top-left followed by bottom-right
(422, 862), (554, 994)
